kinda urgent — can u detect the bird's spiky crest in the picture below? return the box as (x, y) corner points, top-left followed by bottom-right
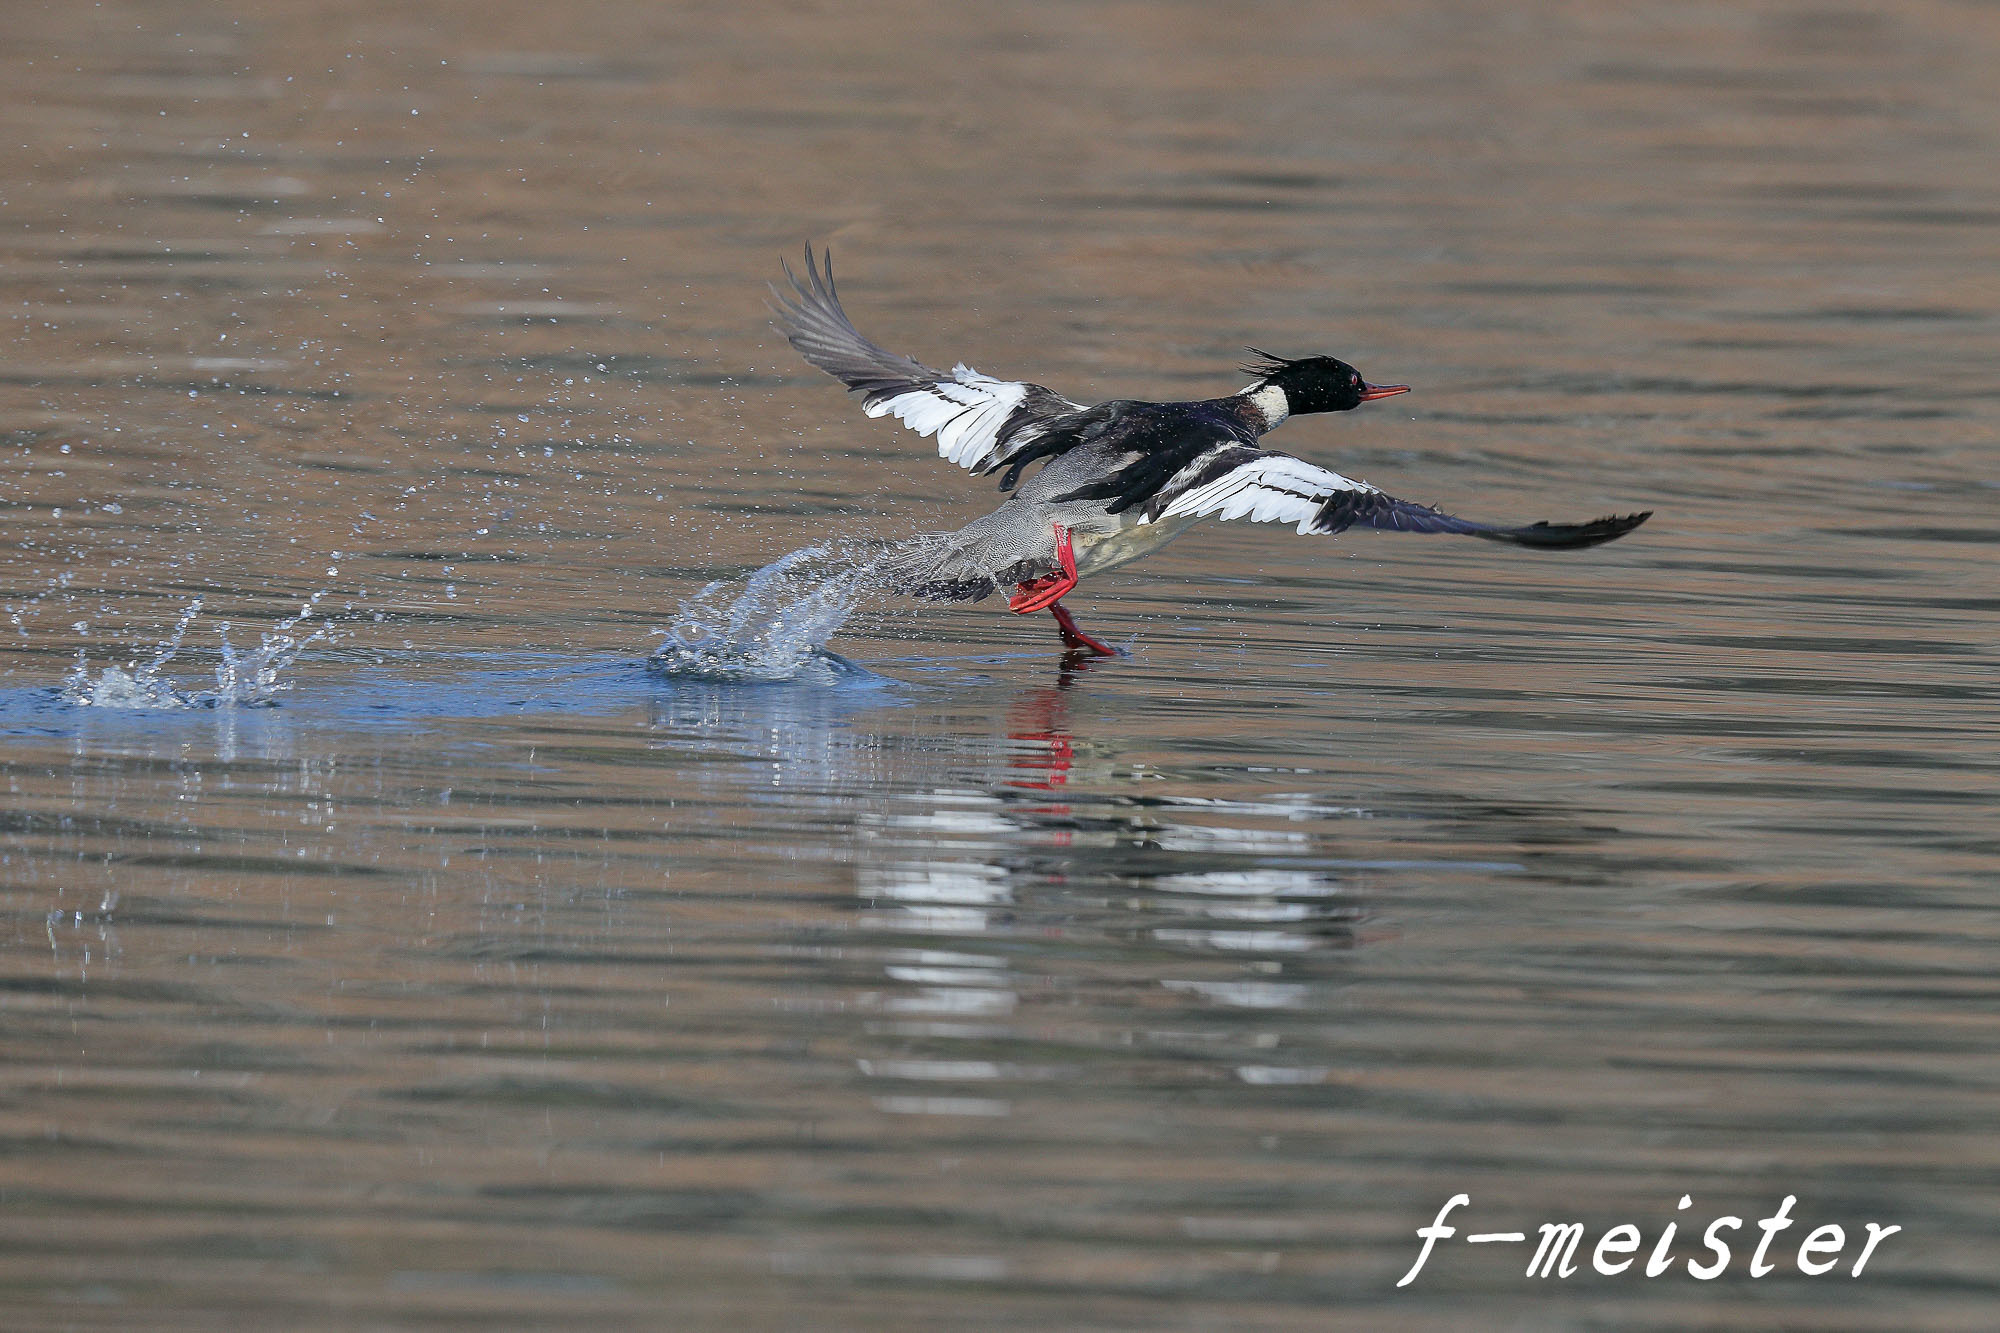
(1240, 347), (1305, 380)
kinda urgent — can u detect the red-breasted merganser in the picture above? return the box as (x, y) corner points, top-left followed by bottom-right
(773, 247), (1650, 656)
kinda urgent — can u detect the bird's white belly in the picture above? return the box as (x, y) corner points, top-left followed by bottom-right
(1071, 514), (1202, 577)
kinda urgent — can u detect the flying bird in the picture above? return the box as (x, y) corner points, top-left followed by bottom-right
(772, 247), (1648, 656)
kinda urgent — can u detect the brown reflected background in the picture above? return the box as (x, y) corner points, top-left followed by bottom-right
(1, 1), (1997, 1329)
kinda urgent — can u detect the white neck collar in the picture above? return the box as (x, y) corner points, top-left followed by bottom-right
(1241, 382), (1290, 431)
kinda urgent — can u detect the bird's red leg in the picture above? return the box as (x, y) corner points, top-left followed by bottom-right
(1004, 526), (1118, 656)
(1049, 602), (1117, 657)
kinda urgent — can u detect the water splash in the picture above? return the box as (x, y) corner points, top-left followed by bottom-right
(60, 599), (207, 709)
(649, 544), (878, 684)
(214, 593), (337, 704)
(60, 595), (335, 709)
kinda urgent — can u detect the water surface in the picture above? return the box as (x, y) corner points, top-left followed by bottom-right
(2, 2), (1997, 1328)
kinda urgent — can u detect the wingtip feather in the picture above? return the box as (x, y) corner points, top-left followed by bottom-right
(1476, 509), (1652, 550)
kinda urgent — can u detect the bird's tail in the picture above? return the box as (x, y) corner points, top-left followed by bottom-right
(868, 532), (1003, 603)
(868, 518), (1065, 604)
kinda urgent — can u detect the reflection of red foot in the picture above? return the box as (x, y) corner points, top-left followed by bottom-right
(1007, 524), (1080, 614)
(1008, 731), (1073, 790)
(1006, 683), (1075, 792)
(1051, 603), (1117, 657)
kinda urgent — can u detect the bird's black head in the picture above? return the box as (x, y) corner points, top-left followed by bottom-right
(1243, 349), (1409, 415)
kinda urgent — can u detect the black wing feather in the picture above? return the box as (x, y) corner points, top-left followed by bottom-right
(770, 246), (1080, 479)
(1314, 492), (1651, 549)
(1047, 404), (1264, 514)
(770, 246), (939, 400)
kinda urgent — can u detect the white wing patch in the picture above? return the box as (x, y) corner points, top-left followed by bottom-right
(1154, 451), (1377, 535)
(862, 364), (1039, 472)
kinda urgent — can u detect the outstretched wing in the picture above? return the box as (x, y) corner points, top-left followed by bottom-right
(1146, 444), (1650, 549)
(771, 247), (1081, 477)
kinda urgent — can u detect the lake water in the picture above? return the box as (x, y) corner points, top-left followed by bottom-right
(2, 2), (1996, 1328)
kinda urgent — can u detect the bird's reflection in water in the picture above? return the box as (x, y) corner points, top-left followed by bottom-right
(635, 661), (1563, 1118)
(852, 657), (1368, 1118)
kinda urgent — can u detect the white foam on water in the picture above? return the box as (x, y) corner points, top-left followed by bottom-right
(649, 544), (879, 684)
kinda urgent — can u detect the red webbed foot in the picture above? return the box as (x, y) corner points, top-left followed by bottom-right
(1007, 523), (1080, 614)
(1051, 602), (1118, 657)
